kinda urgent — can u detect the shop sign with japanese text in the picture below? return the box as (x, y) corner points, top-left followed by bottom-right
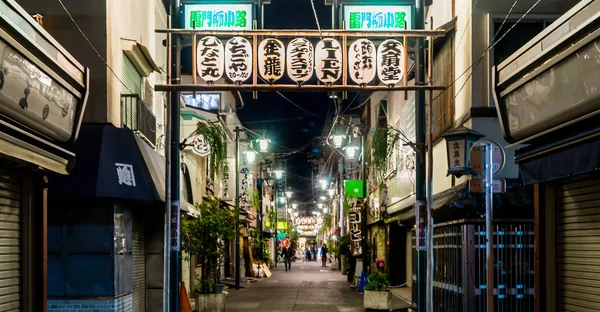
(348, 199), (364, 256)
(184, 4), (253, 30)
(343, 5), (412, 31)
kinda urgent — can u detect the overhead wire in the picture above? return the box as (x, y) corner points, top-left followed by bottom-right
(432, 0), (531, 129)
(57, 0), (134, 95)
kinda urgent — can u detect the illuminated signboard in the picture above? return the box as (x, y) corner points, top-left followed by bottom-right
(343, 5), (412, 31)
(184, 4), (253, 30)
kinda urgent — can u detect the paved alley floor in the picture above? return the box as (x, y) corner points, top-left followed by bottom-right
(224, 260), (364, 312)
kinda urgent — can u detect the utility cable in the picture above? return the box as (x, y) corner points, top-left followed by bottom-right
(57, 0), (134, 95)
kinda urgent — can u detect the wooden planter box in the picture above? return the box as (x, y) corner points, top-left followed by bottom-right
(195, 293), (225, 312)
(363, 290), (392, 310)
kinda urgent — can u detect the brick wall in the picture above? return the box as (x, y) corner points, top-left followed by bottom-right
(48, 293), (133, 312)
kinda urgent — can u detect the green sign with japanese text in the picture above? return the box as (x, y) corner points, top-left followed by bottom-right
(184, 4), (253, 30)
(344, 5), (412, 31)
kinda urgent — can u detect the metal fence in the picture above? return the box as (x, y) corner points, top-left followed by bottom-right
(412, 219), (535, 312)
(121, 94), (157, 147)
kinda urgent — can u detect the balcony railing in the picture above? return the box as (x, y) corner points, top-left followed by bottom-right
(121, 94), (157, 147)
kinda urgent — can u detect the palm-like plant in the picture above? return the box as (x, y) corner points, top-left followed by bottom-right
(193, 121), (228, 178)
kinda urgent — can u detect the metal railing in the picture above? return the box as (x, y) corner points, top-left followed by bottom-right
(412, 219), (535, 312)
(121, 94), (157, 147)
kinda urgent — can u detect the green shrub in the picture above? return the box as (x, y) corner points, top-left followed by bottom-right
(364, 272), (390, 291)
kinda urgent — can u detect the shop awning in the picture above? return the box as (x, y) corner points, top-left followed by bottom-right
(516, 134), (600, 185)
(385, 181), (533, 225)
(49, 124), (163, 202)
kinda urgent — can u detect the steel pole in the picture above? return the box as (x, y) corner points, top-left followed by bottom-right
(414, 0), (427, 310)
(235, 127), (241, 290)
(486, 143), (495, 312)
(258, 165), (264, 262)
(168, 0), (182, 310)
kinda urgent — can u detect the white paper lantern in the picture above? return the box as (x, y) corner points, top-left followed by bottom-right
(315, 38), (342, 84)
(286, 38), (314, 84)
(348, 38), (376, 85)
(258, 38), (285, 82)
(197, 36), (224, 83)
(377, 39), (404, 86)
(225, 36), (252, 83)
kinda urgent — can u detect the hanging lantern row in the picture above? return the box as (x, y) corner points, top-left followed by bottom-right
(196, 36), (405, 86)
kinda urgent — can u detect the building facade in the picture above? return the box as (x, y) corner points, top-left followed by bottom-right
(343, 0), (580, 310)
(492, 1), (600, 310)
(0, 0), (89, 310)
(18, 0), (170, 311)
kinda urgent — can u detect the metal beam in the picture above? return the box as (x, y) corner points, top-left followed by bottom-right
(155, 28), (447, 38)
(155, 84), (446, 92)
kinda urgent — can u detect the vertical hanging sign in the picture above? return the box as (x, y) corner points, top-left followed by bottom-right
(377, 39), (404, 86)
(348, 38), (376, 85)
(286, 38), (314, 84)
(197, 36), (224, 83)
(348, 199), (363, 256)
(225, 36), (252, 83)
(258, 38), (285, 82)
(315, 38), (343, 84)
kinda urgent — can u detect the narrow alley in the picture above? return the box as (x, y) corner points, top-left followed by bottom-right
(223, 261), (410, 312)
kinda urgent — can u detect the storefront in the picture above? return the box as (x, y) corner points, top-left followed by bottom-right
(0, 0), (89, 310)
(492, 1), (600, 310)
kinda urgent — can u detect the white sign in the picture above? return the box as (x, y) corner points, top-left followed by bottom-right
(470, 139), (506, 176)
(448, 140), (466, 170)
(348, 38), (376, 85)
(197, 36), (224, 83)
(115, 163), (136, 187)
(184, 4), (253, 30)
(377, 39), (404, 85)
(315, 38), (343, 84)
(286, 38), (314, 84)
(343, 5), (412, 31)
(191, 135), (211, 157)
(225, 36), (252, 83)
(258, 38), (285, 82)
(469, 178), (507, 193)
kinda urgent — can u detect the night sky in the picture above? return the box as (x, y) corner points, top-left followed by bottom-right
(237, 0), (334, 206)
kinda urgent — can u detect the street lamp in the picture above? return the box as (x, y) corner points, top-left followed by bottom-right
(273, 170), (284, 180)
(328, 189), (335, 197)
(440, 126), (485, 178)
(319, 196), (327, 201)
(291, 203), (298, 209)
(285, 188), (293, 199)
(345, 145), (357, 159)
(287, 208), (292, 214)
(257, 138), (270, 153)
(317, 203), (324, 209)
(245, 149), (257, 163)
(331, 134), (345, 148)
(323, 208), (329, 213)
(279, 197), (286, 204)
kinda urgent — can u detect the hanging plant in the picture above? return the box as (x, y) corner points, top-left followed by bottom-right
(369, 125), (401, 182)
(193, 121), (227, 179)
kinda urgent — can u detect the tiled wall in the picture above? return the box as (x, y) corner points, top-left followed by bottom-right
(48, 294), (132, 312)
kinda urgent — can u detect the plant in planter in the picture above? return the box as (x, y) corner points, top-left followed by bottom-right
(363, 272), (392, 311)
(182, 196), (237, 312)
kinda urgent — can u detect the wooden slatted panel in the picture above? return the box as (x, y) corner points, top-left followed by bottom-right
(0, 172), (20, 312)
(556, 176), (600, 312)
(132, 212), (145, 312)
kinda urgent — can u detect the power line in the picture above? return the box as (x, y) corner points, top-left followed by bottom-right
(56, 0), (134, 95)
(309, 0), (324, 40)
(432, 0), (535, 129)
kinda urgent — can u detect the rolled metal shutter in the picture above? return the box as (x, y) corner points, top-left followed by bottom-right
(132, 212), (145, 312)
(556, 176), (600, 312)
(0, 172), (21, 311)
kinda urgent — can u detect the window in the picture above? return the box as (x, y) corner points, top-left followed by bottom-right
(122, 54), (142, 95)
(182, 92), (221, 112)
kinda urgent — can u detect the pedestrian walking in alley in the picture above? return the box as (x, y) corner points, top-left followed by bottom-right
(321, 244), (328, 267)
(283, 241), (294, 271)
(304, 246), (310, 262)
(310, 245), (316, 261)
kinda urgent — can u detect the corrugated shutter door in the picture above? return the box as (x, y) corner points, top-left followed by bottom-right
(132, 212), (145, 312)
(556, 176), (600, 312)
(0, 172), (21, 311)
(122, 54), (142, 95)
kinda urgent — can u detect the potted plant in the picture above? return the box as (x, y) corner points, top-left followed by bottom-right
(363, 258), (392, 311)
(182, 196), (237, 312)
